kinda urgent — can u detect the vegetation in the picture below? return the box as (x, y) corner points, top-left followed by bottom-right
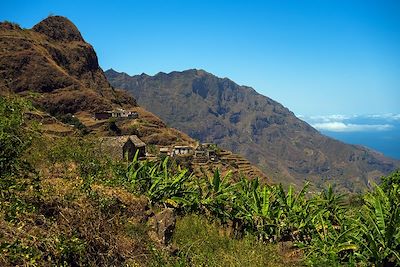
(107, 117), (122, 135)
(123, 156), (400, 266)
(1, 95), (400, 266)
(56, 113), (90, 135)
(0, 96), (33, 178)
(172, 214), (298, 267)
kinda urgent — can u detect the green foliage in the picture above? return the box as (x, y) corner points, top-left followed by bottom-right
(0, 96), (40, 222)
(353, 183), (400, 265)
(1, 94), (399, 266)
(124, 155), (400, 266)
(381, 170), (400, 191)
(127, 155), (198, 210)
(0, 240), (41, 266)
(147, 143), (158, 154)
(107, 117), (121, 135)
(54, 234), (87, 266)
(0, 96), (32, 178)
(47, 137), (107, 180)
(57, 113), (90, 135)
(172, 214), (297, 267)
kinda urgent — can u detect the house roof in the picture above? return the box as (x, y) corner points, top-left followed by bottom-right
(129, 135), (146, 147)
(99, 135), (145, 148)
(174, 146), (193, 149)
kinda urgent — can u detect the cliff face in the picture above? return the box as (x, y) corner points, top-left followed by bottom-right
(0, 16), (136, 114)
(106, 68), (400, 191)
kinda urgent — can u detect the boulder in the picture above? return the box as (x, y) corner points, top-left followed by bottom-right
(147, 208), (176, 246)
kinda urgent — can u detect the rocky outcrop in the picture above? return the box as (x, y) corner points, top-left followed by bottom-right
(0, 16), (136, 114)
(147, 208), (176, 246)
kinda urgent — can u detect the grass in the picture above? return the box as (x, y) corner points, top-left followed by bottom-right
(172, 214), (303, 267)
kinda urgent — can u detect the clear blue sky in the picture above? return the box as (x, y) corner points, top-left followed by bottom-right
(1, 0), (399, 116)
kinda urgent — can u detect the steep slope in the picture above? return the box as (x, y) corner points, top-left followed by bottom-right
(106, 68), (399, 191)
(0, 16), (135, 115)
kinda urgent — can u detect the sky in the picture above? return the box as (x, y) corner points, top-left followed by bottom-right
(1, 0), (399, 116)
(300, 114), (400, 159)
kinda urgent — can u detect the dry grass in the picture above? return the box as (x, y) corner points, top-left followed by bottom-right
(0, 175), (156, 266)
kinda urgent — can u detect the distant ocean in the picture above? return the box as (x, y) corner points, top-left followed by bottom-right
(301, 114), (400, 160)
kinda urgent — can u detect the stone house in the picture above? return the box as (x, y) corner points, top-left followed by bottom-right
(159, 147), (171, 156)
(172, 146), (193, 156)
(195, 143), (218, 161)
(99, 135), (146, 161)
(94, 111), (112, 120)
(94, 109), (138, 120)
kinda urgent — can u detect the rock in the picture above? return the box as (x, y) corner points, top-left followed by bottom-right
(32, 16), (84, 42)
(147, 208), (176, 246)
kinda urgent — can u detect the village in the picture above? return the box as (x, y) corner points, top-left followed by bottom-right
(91, 108), (266, 180)
(32, 106), (267, 181)
(93, 109), (214, 163)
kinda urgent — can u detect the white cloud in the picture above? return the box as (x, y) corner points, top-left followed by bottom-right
(312, 122), (394, 132)
(298, 113), (400, 133)
(365, 113), (400, 121)
(300, 113), (400, 123)
(303, 114), (355, 123)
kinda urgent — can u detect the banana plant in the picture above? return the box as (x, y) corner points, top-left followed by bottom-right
(274, 182), (311, 241)
(199, 169), (239, 223)
(234, 178), (278, 240)
(353, 184), (400, 266)
(299, 212), (358, 266)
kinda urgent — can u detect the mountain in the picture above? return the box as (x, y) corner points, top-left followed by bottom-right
(105, 68), (400, 192)
(0, 16), (135, 115)
(0, 16), (197, 146)
(0, 16), (266, 181)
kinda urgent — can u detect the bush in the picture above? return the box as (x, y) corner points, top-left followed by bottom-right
(107, 118), (121, 135)
(57, 113), (90, 135)
(0, 96), (32, 178)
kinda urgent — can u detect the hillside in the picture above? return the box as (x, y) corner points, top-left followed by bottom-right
(0, 16), (135, 114)
(0, 16), (190, 145)
(0, 16), (264, 180)
(106, 68), (400, 191)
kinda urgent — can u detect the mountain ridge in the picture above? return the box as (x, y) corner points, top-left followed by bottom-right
(106, 68), (400, 192)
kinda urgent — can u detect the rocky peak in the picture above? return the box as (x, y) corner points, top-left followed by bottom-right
(0, 21), (21, 30)
(32, 16), (84, 42)
(0, 16), (136, 114)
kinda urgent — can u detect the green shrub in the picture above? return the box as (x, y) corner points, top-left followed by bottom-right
(107, 118), (121, 135)
(57, 113), (90, 135)
(0, 96), (32, 178)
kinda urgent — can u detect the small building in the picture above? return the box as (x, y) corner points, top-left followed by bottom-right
(128, 112), (139, 119)
(94, 109), (138, 120)
(111, 109), (138, 118)
(99, 135), (146, 161)
(172, 146), (193, 156)
(194, 143), (218, 161)
(194, 150), (206, 157)
(159, 147), (171, 156)
(94, 111), (112, 120)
